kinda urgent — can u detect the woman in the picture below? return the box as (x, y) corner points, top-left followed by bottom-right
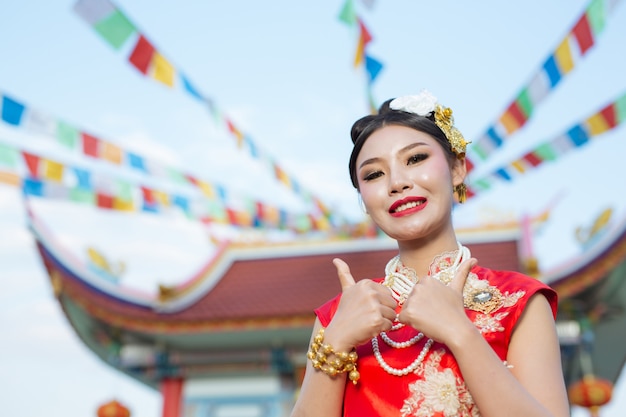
(291, 91), (570, 417)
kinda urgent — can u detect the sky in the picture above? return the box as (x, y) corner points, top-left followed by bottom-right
(1, 0), (625, 416)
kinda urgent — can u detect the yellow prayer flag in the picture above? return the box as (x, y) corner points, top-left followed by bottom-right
(499, 111), (520, 134)
(586, 113), (610, 135)
(43, 159), (64, 182)
(113, 198), (135, 212)
(511, 160), (527, 174)
(151, 52), (175, 87)
(198, 180), (216, 198)
(313, 215), (331, 231)
(264, 206), (280, 227)
(153, 190), (170, 206)
(555, 38), (574, 75)
(101, 142), (123, 164)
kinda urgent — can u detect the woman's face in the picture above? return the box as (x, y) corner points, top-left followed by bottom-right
(355, 125), (465, 242)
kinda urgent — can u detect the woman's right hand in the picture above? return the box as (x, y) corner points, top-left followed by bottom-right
(323, 258), (398, 351)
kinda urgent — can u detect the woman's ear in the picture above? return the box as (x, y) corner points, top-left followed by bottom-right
(452, 157), (467, 188)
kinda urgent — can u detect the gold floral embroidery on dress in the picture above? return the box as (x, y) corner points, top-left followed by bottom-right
(473, 312), (509, 334)
(428, 248), (459, 285)
(461, 272), (525, 333)
(401, 349), (479, 417)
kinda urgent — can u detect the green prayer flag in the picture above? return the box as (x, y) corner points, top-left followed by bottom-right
(472, 143), (489, 160)
(56, 120), (79, 149)
(473, 178), (491, 191)
(94, 9), (136, 50)
(116, 180), (133, 201)
(338, 0), (357, 26)
(167, 167), (188, 185)
(70, 188), (96, 204)
(615, 91), (626, 123)
(587, 0), (606, 35)
(0, 143), (18, 168)
(534, 142), (558, 161)
(208, 201), (227, 222)
(517, 89), (534, 118)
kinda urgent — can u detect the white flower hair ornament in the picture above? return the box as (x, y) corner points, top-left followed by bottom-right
(389, 90), (469, 159)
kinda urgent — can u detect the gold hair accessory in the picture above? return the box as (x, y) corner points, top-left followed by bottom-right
(454, 183), (467, 204)
(307, 327), (360, 385)
(389, 90), (470, 158)
(434, 104), (468, 159)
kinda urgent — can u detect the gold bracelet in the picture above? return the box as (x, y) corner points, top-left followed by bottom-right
(307, 327), (360, 385)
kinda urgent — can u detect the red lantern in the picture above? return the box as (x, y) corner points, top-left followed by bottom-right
(97, 399), (131, 417)
(568, 375), (613, 417)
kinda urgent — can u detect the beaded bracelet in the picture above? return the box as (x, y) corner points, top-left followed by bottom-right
(307, 327), (360, 385)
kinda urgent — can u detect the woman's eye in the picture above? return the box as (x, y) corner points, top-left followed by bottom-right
(363, 170), (383, 181)
(408, 153), (428, 165)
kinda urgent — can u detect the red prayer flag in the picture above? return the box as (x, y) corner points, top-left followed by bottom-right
(507, 101), (528, 127)
(522, 152), (542, 167)
(354, 18), (372, 67)
(128, 34), (155, 75)
(226, 208), (238, 225)
(140, 186), (156, 204)
(184, 174), (199, 186)
(599, 104), (617, 129)
(22, 151), (41, 178)
(82, 132), (100, 157)
(358, 18), (372, 47)
(465, 157), (475, 173)
(96, 193), (114, 209)
(572, 14), (594, 55)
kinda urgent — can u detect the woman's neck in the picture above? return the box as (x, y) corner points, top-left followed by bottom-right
(395, 234), (460, 277)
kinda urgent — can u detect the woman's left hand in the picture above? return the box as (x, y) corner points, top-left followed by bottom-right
(397, 257), (477, 344)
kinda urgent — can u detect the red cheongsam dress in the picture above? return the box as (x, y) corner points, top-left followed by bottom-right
(315, 265), (558, 417)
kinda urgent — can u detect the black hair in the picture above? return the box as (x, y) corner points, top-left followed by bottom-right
(348, 99), (455, 189)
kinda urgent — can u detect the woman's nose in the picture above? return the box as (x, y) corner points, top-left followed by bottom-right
(389, 173), (412, 194)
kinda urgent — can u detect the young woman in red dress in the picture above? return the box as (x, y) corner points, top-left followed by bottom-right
(291, 91), (570, 417)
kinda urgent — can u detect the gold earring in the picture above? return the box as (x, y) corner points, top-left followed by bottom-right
(454, 183), (467, 204)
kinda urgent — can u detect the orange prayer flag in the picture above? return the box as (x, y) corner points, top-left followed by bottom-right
(0, 170), (20, 186)
(101, 141), (123, 164)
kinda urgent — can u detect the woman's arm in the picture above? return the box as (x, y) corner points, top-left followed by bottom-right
(291, 258), (397, 417)
(448, 293), (570, 417)
(290, 318), (347, 417)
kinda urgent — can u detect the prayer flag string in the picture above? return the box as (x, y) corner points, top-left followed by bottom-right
(0, 140), (340, 234)
(0, 89), (342, 228)
(466, 90), (626, 199)
(338, 0), (384, 114)
(466, 0), (622, 174)
(72, 0), (333, 222)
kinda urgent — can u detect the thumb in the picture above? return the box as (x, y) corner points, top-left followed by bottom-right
(333, 258), (356, 291)
(450, 257), (477, 294)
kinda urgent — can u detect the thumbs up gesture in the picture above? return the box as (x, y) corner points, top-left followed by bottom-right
(398, 257), (477, 344)
(322, 258), (398, 352)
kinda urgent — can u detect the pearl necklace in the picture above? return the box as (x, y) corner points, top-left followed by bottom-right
(382, 242), (469, 303)
(372, 335), (434, 376)
(373, 243), (471, 376)
(380, 325), (424, 348)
